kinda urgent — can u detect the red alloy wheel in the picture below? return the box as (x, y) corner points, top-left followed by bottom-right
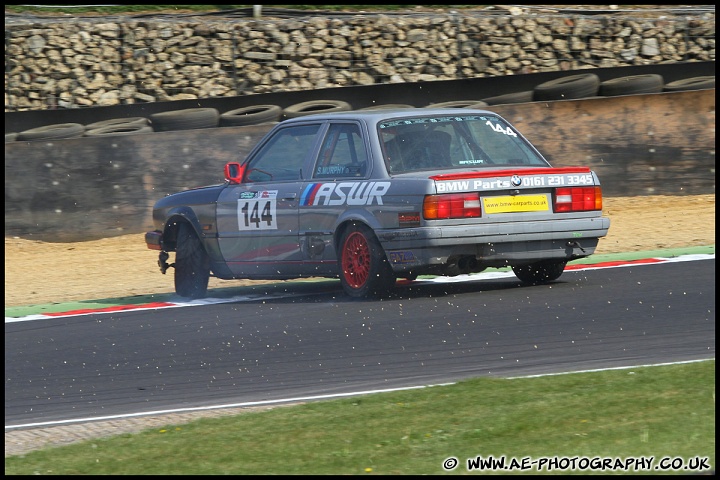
(342, 231), (371, 289)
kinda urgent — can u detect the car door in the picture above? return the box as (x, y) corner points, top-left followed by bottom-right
(216, 123), (323, 277)
(298, 121), (374, 276)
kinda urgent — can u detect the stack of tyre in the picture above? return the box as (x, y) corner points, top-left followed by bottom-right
(8, 122), (86, 142)
(479, 73), (715, 106)
(5, 74), (714, 142)
(83, 117), (153, 137)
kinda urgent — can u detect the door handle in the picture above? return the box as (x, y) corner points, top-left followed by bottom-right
(283, 193), (297, 200)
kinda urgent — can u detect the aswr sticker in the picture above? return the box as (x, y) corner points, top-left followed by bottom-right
(301, 182), (390, 206)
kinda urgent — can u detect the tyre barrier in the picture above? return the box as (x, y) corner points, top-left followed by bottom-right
(282, 99), (352, 119)
(10, 74), (713, 140)
(16, 123), (85, 141)
(533, 73), (601, 101)
(149, 108), (220, 132)
(663, 76), (715, 92)
(219, 105), (283, 126)
(599, 74), (664, 96)
(481, 90), (535, 105)
(83, 124), (154, 137)
(425, 100), (488, 108)
(84, 117), (149, 130)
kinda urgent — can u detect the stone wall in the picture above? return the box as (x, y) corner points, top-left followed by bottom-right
(4, 7), (715, 112)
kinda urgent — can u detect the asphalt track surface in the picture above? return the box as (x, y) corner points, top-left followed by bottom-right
(5, 248), (715, 430)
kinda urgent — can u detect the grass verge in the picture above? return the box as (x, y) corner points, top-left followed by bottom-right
(5, 360), (714, 475)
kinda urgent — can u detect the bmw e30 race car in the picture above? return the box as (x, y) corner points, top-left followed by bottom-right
(146, 108), (610, 299)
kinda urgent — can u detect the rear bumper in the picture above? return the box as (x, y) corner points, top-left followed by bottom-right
(379, 216), (610, 271)
(387, 238), (601, 273)
(379, 216), (609, 248)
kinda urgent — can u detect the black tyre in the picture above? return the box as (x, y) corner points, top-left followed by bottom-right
(464, 102), (492, 109)
(174, 223), (210, 299)
(512, 260), (567, 285)
(220, 104), (283, 126)
(283, 100), (352, 119)
(533, 73), (601, 101)
(599, 74), (664, 96)
(338, 222), (396, 298)
(481, 90), (534, 105)
(150, 108), (220, 132)
(84, 124), (154, 137)
(359, 103), (415, 110)
(663, 76), (715, 92)
(84, 117), (149, 130)
(17, 123), (85, 141)
(425, 100), (488, 108)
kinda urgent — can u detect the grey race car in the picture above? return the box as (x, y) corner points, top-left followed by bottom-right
(146, 108), (610, 299)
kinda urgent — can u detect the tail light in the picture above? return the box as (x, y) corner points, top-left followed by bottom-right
(554, 186), (603, 212)
(423, 193), (481, 219)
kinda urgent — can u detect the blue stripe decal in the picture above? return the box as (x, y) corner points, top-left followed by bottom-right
(301, 183), (318, 205)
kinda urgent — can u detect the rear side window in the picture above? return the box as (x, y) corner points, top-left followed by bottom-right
(246, 124), (321, 182)
(313, 123), (369, 179)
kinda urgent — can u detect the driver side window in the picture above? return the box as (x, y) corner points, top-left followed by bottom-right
(246, 124), (321, 182)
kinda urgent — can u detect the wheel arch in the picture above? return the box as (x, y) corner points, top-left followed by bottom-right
(160, 208), (204, 252)
(331, 210), (384, 254)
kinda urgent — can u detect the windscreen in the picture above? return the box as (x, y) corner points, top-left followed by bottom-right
(378, 114), (550, 174)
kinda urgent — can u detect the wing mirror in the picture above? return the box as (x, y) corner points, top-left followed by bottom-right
(224, 162), (246, 184)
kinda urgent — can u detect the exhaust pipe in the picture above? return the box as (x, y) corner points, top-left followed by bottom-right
(445, 256), (478, 276)
(458, 256), (478, 273)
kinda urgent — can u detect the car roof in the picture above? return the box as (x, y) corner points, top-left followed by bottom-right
(280, 107), (498, 124)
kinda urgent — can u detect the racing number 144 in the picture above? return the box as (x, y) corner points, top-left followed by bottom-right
(238, 198), (277, 230)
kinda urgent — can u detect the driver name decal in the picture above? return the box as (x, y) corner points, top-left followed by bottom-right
(301, 181), (391, 206)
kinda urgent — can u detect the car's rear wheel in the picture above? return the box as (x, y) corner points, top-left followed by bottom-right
(174, 223), (210, 299)
(338, 223), (396, 298)
(512, 260), (567, 285)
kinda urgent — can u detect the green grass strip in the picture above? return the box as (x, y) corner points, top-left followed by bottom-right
(5, 360), (714, 474)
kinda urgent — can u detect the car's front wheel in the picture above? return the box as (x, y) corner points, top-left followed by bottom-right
(338, 223), (396, 298)
(512, 260), (567, 285)
(174, 223), (210, 299)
